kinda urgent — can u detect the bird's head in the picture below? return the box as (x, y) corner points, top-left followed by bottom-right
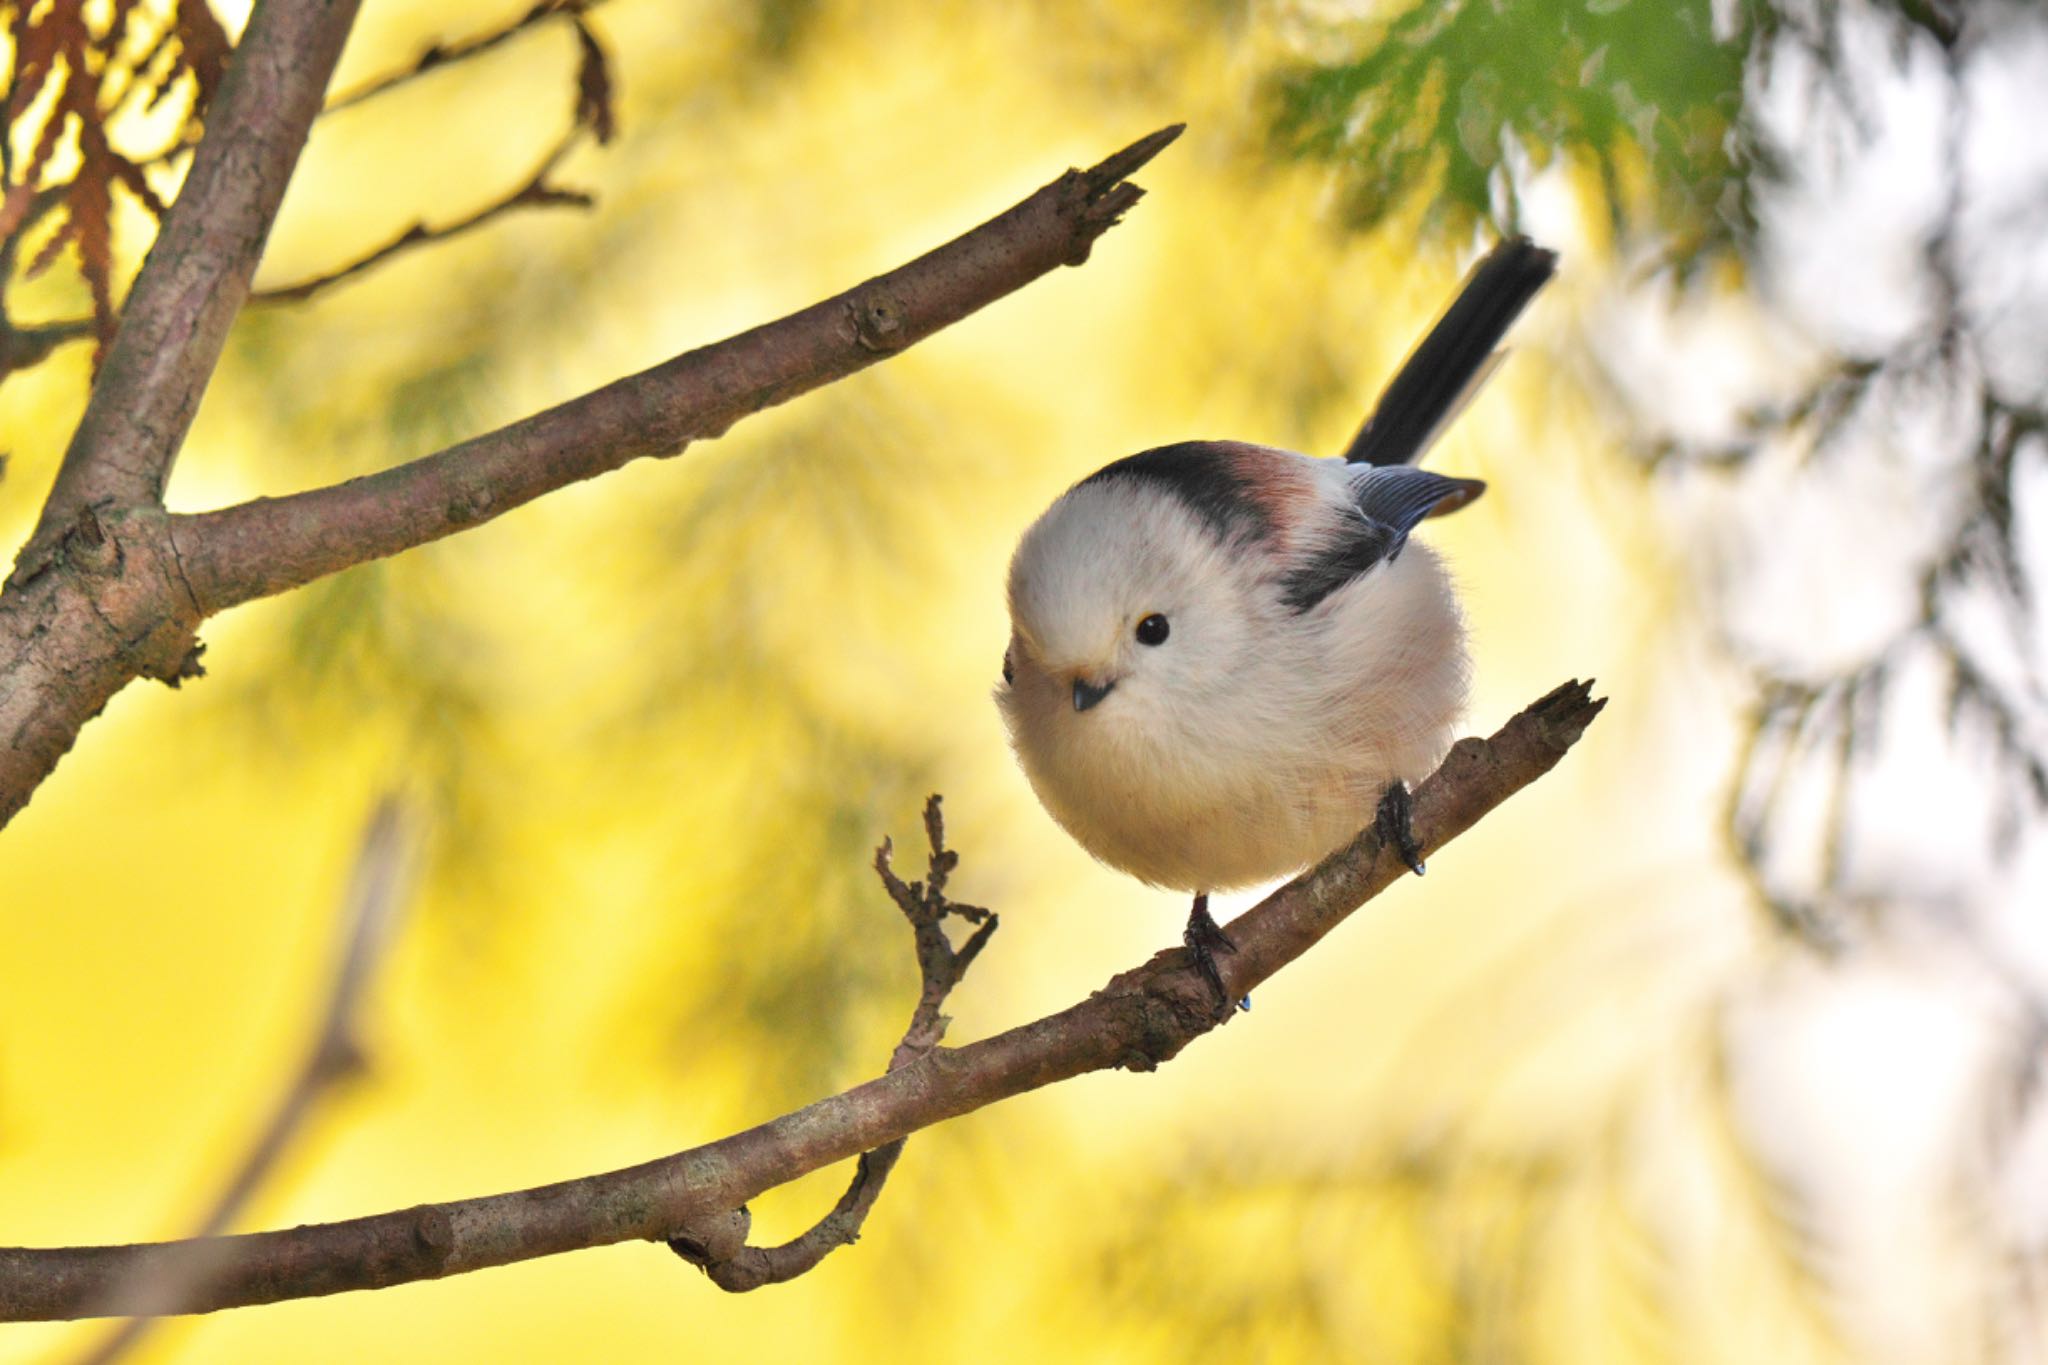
(994, 473), (1259, 761)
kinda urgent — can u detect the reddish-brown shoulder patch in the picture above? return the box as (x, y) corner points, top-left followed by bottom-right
(1222, 443), (1321, 542)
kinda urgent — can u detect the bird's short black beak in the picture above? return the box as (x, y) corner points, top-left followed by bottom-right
(1072, 677), (1116, 713)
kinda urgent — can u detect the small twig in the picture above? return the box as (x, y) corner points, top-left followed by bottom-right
(69, 798), (415, 1362)
(8, 96), (604, 372)
(0, 186), (91, 382)
(251, 127), (596, 306)
(323, 0), (610, 116)
(0, 316), (97, 379)
(876, 795), (1000, 1068)
(0, 184), (71, 277)
(668, 795), (998, 1290)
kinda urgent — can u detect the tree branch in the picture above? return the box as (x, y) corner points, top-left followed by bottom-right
(73, 799), (414, 1363)
(0, 148), (595, 375)
(321, 0), (611, 116)
(18, 0), (364, 572)
(169, 123), (1185, 616)
(0, 127), (1178, 832)
(248, 125), (596, 307)
(0, 681), (1604, 1320)
(668, 795), (998, 1291)
(0, 315), (96, 375)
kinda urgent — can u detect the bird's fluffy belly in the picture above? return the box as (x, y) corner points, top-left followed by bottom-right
(1033, 720), (1447, 892)
(1004, 541), (1470, 893)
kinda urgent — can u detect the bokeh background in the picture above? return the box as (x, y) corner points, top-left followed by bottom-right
(3, 0), (2046, 1360)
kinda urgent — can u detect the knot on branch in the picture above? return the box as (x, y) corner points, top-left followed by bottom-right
(5, 504), (207, 699)
(846, 291), (907, 352)
(666, 1206), (751, 1268)
(62, 503), (123, 575)
(667, 795), (996, 1290)
(408, 1205), (456, 1267)
(6, 502), (123, 590)
(1095, 952), (1223, 1073)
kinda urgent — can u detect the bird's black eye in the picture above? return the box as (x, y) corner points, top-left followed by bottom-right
(1135, 614), (1170, 646)
(1001, 650), (1015, 685)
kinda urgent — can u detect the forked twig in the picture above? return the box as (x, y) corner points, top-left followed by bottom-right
(667, 796), (997, 1290)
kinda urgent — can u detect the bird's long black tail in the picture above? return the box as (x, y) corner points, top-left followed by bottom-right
(1342, 237), (1558, 467)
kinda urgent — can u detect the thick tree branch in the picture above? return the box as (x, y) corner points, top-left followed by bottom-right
(19, 0), (363, 570)
(169, 123), (1186, 616)
(0, 681), (1604, 1321)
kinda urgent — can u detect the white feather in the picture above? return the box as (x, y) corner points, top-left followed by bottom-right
(997, 450), (1468, 892)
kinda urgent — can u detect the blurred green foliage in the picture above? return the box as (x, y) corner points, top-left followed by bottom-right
(1270, 0), (1766, 257)
(1267, 0), (1962, 265)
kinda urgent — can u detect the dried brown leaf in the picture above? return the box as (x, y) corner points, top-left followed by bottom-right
(572, 17), (615, 145)
(108, 0), (147, 42)
(25, 209), (79, 279)
(132, 14), (186, 114)
(68, 119), (120, 354)
(0, 182), (37, 240)
(7, 5), (77, 122)
(108, 154), (165, 217)
(173, 0), (231, 114)
(22, 94), (73, 191)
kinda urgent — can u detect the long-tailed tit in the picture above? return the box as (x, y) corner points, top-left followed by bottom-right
(996, 237), (1557, 1014)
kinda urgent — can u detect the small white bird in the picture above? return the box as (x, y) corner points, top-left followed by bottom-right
(996, 237), (1556, 1013)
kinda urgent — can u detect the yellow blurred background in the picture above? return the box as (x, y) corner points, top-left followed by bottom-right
(2, 1), (2024, 1361)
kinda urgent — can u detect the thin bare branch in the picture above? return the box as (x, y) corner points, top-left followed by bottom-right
(72, 798), (414, 1362)
(18, 0), (365, 573)
(169, 123), (1186, 616)
(0, 186), (87, 381)
(0, 316), (96, 375)
(322, 0), (610, 116)
(250, 129), (595, 306)
(0, 681), (1604, 1320)
(0, 184), (70, 277)
(5, 124), (598, 374)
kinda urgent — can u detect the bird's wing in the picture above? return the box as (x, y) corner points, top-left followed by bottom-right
(1341, 237), (1557, 468)
(1278, 467), (1485, 613)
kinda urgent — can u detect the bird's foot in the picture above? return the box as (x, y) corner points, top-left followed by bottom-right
(1184, 893), (1250, 1018)
(1375, 780), (1426, 876)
